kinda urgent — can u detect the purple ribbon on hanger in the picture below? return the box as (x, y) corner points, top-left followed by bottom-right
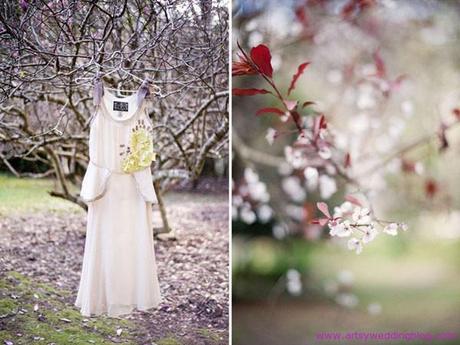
(137, 77), (151, 108)
(93, 71), (104, 107)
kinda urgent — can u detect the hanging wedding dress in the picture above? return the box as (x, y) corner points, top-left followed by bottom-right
(75, 79), (162, 317)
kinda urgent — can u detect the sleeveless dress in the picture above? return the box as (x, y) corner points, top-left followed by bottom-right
(75, 84), (162, 317)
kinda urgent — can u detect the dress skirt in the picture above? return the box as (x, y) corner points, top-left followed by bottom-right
(75, 173), (161, 317)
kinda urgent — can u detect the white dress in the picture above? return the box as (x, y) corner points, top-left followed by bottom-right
(75, 85), (162, 317)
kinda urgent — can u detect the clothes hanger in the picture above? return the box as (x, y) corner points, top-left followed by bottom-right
(93, 71), (163, 108)
(101, 66), (144, 93)
(76, 63), (143, 90)
(98, 66), (161, 95)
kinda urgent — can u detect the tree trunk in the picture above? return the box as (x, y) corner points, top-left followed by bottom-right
(153, 180), (176, 241)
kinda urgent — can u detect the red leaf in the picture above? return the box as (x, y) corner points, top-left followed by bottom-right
(313, 114), (327, 140)
(452, 108), (460, 120)
(401, 159), (416, 174)
(295, 6), (309, 28)
(316, 202), (331, 219)
(232, 55), (257, 76)
(291, 110), (302, 131)
(386, 74), (407, 96)
(288, 62), (310, 96)
(311, 217), (329, 226)
(425, 178), (438, 199)
(344, 195), (362, 207)
(302, 101), (316, 108)
(256, 107), (285, 116)
(438, 123), (449, 152)
(319, 115), (327, 128)
(341, 0), (375, 19)
(341, 0), (357, 18)
(373, 49), (386, 78)
(250, 44), (273, 78)
(344, 152), (352, 168)
(232, 88), (271, 96)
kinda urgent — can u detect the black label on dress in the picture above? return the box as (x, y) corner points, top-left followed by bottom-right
(113, 101), (129, 112)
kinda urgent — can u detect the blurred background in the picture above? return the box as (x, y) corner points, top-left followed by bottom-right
(232, 1), (460, 344)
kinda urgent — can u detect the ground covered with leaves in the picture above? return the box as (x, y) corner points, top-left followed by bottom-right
(0, 175), (229, 345)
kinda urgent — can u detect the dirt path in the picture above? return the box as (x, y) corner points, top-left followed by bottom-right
(0, 191), (229, 345)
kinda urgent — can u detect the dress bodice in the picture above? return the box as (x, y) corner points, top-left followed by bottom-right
(80, 86), (157, 204)
(89, 90), (155, 174)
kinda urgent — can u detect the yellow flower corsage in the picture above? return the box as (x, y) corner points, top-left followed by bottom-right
(121, 127), (156, 173)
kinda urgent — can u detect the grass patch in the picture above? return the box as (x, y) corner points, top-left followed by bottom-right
(156, 336), (183, 345)
(195, 328), (223, 343)
(0, 174), (82, 215)
(0, 271), (136, 345)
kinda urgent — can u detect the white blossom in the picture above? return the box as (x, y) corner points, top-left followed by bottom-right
(244, 167), (259, 184)
(329, 221), (352, 238)
(335, 293), (358, 308)
(248, 181), (270, 203)
(232, 205), (238, 220)
(401, 100), (414, 117)
(240, 206), (256, 224)
(349, 113), (370, 133)
(327, 69), (343, 84)
(284, 146), (307, 169)
(287, 268), (301, 281)
(285, 204), (305, 221)
(280, 112), (289, 122)
(383, 223), (398, 236)
(333, 201), (353, 218)
(278, 162), (293, 176)
(337, 270), (354, 286)
(282, 176), (306, 202)
(257, 204), (272, 223)
(286, 269), (302, 296)
(362, 225), (378, 244)
(265, 127), (277, 145)
(414, 162), (424, 175)
(243, 168), (270, 203)
(352, 207), (371, 224)
(356, 83), (377, 110)
(318, 127), (327, 140)
(272, 223), (288, 240)
(368, 302), (382, 315)
(319, 174), (337, 199)
(318, 146), (332, 160)
(347, 238), (363, 254)
(303, 167), (319, 191)
(233, 195), (243, 207)
(296, 131), (310, 145)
